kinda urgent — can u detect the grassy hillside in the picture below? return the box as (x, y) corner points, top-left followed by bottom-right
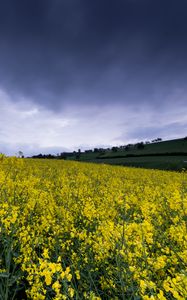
(100, 138), (187, 158)
(69, 138), (187, 170)
(91, 155), (187, 171)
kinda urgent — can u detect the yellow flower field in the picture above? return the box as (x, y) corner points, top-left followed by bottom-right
(0, 155), (187, 299)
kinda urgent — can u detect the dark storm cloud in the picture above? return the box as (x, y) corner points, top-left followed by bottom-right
(0, 0), (187, 109)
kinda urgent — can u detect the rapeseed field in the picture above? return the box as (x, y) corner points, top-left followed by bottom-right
(0, 155), (186, 299)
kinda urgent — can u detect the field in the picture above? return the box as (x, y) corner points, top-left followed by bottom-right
(67, 138), (187, 171)
(0, 156), (187, 299)
(100, 138), (187, 157)
(90, 156), (187, 171)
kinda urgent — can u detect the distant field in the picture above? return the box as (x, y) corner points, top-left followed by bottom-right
(68, 138), (187, 170)
(90, 155), (187, 170)
(99, 138), (187, 158)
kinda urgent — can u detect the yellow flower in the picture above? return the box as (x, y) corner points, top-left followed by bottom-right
(44, 271), (52, 285)
(52, 280), (61, 293)
(75, 270), (80, 280)
(43, 249), (49, 259)
(68, 287), (74, 298)
(157, 290), (167, 300)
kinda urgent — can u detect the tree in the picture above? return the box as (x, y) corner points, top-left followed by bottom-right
(137, 142), (145, 149)
(152, 138), (162, 143)
(18, 151), (24, 158)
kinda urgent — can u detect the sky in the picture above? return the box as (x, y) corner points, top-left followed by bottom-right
(0, 0), (187, 156)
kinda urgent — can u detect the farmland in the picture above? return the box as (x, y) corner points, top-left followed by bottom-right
(65, 138), (187, 171)
(0, 156), (187, 299)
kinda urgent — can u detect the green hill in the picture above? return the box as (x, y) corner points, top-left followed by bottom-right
(70, 138), (187, 171)
(100, 138), (187, 158)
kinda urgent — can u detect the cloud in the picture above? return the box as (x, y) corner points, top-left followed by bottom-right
(0, 89), (123, 155)
(1, 86), (187, 156)
(0, 89), (73, 154)
(0, 0), (187, 110)
(0, 1), (187, 154)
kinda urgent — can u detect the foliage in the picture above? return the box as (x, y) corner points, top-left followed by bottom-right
(0, 156), (187, 299)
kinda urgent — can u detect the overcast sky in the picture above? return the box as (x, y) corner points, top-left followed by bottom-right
(0, 0), (187, 155)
